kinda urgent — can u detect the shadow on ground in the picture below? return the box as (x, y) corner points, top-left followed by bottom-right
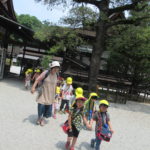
(55, 141), (92, 150)
(55, 141), (66, 150)
(23, 114), (38, 125)
(78, 142), (92, 150)
(23, 114), (50, 125)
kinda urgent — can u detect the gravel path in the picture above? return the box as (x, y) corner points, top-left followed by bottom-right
(0, 78), (150, 150)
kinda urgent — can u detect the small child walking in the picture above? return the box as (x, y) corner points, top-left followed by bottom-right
(65, 97), (89, 150)
(60, 77), (73, 113)
(25, 69), (33, 89)
(52, 83), (61, 119)
(32, 69), (41, 84)
(84, 92), (98, 122)
(88, 100), (114, 150)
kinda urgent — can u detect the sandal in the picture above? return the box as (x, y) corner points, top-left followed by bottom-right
(36, 119), (41, 125)
(65, 141), (70, 149)
(40, 119), (45, 126)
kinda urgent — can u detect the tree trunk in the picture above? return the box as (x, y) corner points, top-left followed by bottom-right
(88, 20), (106, 92)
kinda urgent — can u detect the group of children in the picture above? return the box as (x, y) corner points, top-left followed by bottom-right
(52, 77), (114, 150)
(26, 67), (114, 150)
(24, 68), (41, 89)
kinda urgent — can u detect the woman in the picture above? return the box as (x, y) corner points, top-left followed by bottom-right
(31, 61), (60, 126)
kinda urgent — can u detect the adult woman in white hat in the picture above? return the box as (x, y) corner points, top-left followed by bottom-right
(31, 61), (60, 126)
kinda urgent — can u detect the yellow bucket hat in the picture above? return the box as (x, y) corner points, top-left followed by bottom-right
(66, 77), (73, 84)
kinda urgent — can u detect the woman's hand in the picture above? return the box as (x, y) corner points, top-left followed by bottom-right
(31, 87), (35, 94)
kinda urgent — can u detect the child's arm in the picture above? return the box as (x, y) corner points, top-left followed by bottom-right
(83, 115), (94, 130)
(108, 121), (114, 134)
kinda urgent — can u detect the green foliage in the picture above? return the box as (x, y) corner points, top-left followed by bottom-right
(106, 25), (150, 87)
(35, 21), (85, 53)
(35, 0), (150, 92)
(61, 5), (99, 29)
(16, 14), (42, 31)
(40, 55), (52, 69)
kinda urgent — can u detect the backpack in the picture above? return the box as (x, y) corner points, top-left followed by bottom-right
(96, 112), (112, 142)
(37, 70), (50, 97)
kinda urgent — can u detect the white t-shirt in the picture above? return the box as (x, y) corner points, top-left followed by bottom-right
(62, 84), (73, 100)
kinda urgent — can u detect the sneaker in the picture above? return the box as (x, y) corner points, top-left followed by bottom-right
(65, 141), (70, 149)
(91, 139), (95, 148)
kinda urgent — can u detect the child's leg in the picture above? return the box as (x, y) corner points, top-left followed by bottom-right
(60, 99), (65, 111)
(91, 138), (95, 148)
(65, 100), (69, 111)
(70, 137), (77, 148)
(70, 124), (79, 149)
(66, 131), (73, 149)
(95, 136), (102, 150)
(25, 80), (27, 88)
(52, 103), (57, 119)
(67, 136), (72, 143)
(27, 81), (30, 89)
(28, 80), (31, 88)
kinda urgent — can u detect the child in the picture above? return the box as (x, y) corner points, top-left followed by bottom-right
(84, 92), (98, 122)
(25, 69), (33, 89)
(88, 100), (114, 150)
(59, 77), (73, 113)
(71, 87), (84, 107)
(65, 97), (89, 150)
(32, 69), (41, 83)
(52, 83), (61, 119)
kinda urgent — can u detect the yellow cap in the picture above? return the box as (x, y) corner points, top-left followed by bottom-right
(99, 100), (109, 106)
(75, 87), (83, 95)
(66, 77), (72, 84)
(56, 86), (61, 94)
(36, 69), (41, 73)
(89, 93), (98, 100)
(27, 69), (33, 73)
(75, 87), (84, 99)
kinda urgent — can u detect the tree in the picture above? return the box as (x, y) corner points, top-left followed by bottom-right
(34, 21), (85, 67)
(35, 0), (150, 92)
(106, 24), (150, 93)
(41, 55), (52, 69)
(16, 14), (42, 31)
(60, 5), (99, 30)
(34, 21), (84, 51)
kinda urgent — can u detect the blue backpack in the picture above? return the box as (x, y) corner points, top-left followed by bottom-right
(96, 112), (112, 142)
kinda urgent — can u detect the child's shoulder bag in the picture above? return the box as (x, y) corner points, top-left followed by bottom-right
(96, 112), (112, 142)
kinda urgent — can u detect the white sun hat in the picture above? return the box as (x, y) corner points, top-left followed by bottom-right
(49, 61), (60, 68)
